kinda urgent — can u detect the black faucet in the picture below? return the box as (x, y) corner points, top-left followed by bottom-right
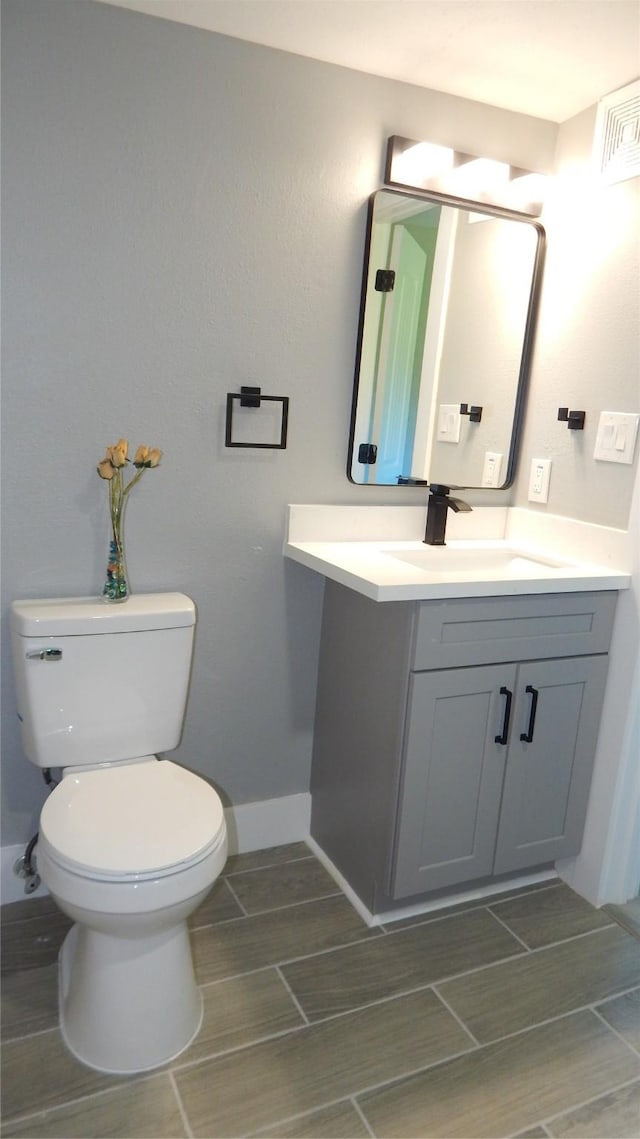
(424, 484), (472, 545)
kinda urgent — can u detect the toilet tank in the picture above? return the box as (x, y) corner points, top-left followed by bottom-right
(10, 593), (196, 769)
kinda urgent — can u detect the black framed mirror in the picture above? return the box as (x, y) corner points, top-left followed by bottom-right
(347, 189), (545, 488)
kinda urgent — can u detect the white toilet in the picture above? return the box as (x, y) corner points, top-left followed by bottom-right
(10, 592), (228, 1075)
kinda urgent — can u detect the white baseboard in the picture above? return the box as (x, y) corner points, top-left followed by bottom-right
(3, 796), (554, 919)
(305, 835), (376, 925)
(1, 792), (312, 907)
(224, 792), (311, 856)
(305, 835), (558, 927)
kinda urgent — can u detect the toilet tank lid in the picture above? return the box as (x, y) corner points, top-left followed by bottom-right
(10, 593), (196, 637)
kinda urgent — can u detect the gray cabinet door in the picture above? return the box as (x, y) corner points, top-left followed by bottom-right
(494, 655), (609, 874)
(392, 663), (516, 897)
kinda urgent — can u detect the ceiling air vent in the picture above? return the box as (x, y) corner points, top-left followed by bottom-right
(593, 79), (640, 185)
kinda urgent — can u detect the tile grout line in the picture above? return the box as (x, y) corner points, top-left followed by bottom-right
(224, 854), (317, 879)
(539, 1072), (640, 1134)
(274, 964), (311, 1025)
(348, 1012), (640, 1139)
(447, 995), (640, 1054)
(485, 905), (535, 951)
(379, 880), (564, 933)
(491, 918), (618, 957)
(224, 888), (343, 920)
(6, 948), (638, 1058)
(0, 1076), (148, 1130)
(193, 889), (362, 929)
(5, 1011), (637, 1138)
(1, 1024), (62, 1047)
(168, 982), (640, 1084)
(378, 910), (616, 964)
(4, 918), (621, 1001)
(591, 999), (640, 1058)
(168, 1069), (195, 1139)
(351, 1094), (377, 1138)
(251, 1042), (483, 1139)
(192, 993), (640, 1132)
(220, 876), (250, 917)
(532, 921), (618, 949)
(246, 1093), (377, 1139)
(5, 932), (639, 1059)
(197, 962), (276, 993)
(168, 1020), (313, 1076)
(405, 921), (630, 994)
(192, 928), (384, 986)
(429, 984), (482, 1048)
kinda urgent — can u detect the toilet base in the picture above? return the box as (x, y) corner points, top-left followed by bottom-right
(58, 919), (203, 1074)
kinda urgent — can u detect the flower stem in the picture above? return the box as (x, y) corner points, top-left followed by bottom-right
(122, 467), (146, 498)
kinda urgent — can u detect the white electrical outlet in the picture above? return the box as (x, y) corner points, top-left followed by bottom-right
(482, 452), (503, 487)
(436, 404), (461, 444)
(528, 458), (552, 503)
(594, 411), (640, 464)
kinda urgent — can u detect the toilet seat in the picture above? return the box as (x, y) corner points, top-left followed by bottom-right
(39, 759), (226, 882)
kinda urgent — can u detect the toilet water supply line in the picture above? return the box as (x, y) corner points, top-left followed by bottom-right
(14, 769), (60, 894)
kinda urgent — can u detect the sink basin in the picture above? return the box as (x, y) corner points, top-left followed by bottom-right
(284, 505), (632, 602)
(386, 545), (564, 578)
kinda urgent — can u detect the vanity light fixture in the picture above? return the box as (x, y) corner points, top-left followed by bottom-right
(385, 136), (549, 217)
(446, 157), (511, 195)
(392, 141), (455, 184)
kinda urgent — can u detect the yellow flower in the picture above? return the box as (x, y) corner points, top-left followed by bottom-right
(98, 434), (163, 602)
(109, 439), (129, 468)
(97, 436), (162, 488)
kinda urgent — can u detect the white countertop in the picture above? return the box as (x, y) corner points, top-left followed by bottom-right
(284, 506), (632, 602)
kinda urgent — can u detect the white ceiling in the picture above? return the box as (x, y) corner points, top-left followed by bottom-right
(94, 0), (639, 122)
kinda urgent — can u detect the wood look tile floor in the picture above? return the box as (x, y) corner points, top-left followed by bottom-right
(2, 844), (639, 1138)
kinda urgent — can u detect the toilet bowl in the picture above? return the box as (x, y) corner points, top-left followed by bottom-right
(36, 757), (227, 1074)
(10, 593), (228, 1074)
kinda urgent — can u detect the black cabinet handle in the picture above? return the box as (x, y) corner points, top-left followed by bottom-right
(494, 686), (513, 745)
(520, 685), (539, 743)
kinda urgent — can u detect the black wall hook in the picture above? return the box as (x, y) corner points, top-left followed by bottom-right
(460, 403), (483, 423)
(558, 407), (586, 430)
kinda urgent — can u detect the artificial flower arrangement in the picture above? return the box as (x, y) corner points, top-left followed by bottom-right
(97, 438), (162, 601)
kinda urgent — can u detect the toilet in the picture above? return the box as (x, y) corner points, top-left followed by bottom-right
(10, 592), (228, 1075)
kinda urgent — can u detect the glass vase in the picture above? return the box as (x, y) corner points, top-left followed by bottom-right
(103, 491), (129, 602)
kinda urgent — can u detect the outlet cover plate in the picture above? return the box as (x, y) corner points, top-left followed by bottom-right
(528, 458), (552, 503)
(482, 451), (503, 487)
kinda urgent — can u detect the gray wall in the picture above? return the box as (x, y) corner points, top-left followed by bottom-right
(514, 107), (640, 515)
(0, 0), (635, 849)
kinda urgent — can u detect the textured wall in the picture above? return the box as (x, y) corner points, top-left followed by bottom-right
(1, 0), (634, 849)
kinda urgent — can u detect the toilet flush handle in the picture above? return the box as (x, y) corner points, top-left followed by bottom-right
(26, 648), (63, 662)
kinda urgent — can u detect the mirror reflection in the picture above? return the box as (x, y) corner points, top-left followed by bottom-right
(348, 190), (544, 488)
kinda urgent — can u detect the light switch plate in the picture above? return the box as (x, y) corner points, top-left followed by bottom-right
(436, 404), (461, 444)
(528, 458), (552, 503)
(594, 411), (640, 464)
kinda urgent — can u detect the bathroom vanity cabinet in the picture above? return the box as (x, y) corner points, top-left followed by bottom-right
(310, 582), (617, 915)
